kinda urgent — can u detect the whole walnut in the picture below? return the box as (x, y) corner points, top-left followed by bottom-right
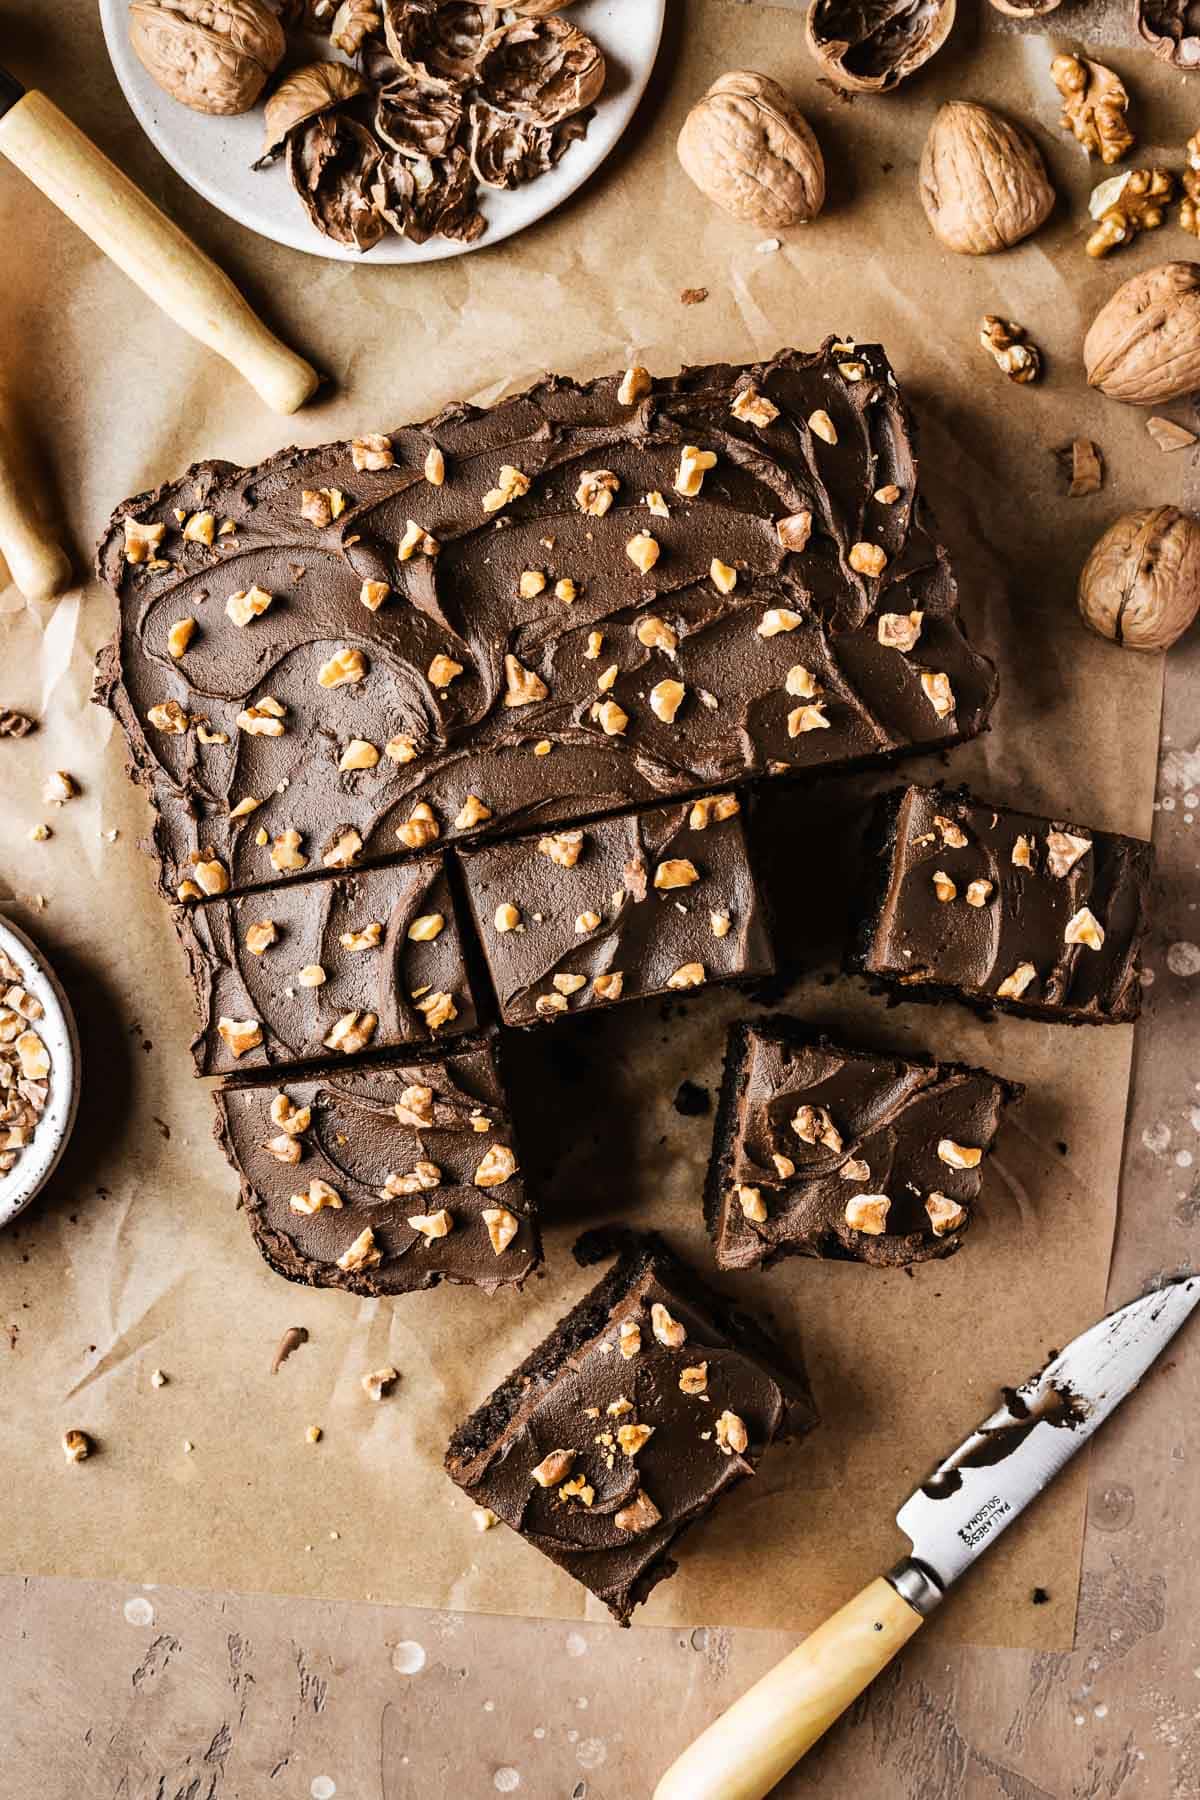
(1084, 262), (1200, 406)
(1078, 507), (1200, 651)
(919, 101), (1055, 254)
(677, 71), (825, 230)
(129, 0), (285, 116)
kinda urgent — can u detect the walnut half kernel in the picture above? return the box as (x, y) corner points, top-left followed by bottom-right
(482, 1207), (519, 1254)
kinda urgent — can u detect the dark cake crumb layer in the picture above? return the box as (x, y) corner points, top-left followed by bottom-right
(445, 1236), (817, 1623)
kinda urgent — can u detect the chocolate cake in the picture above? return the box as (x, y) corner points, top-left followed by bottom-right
(179, 855), (483, 1075)
(94, 343), (997, 906)
(445, 1235), (817, 1623)
(706, 1017), (1021, 1269)
(854, 785), (1153, 1023)
(214, 1035), (538, 1296)
(457, 792), (774, 1025)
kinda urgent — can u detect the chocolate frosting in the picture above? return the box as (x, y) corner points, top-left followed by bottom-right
(445, 1240), (816, 1623)
(458, 792), (774, 1025)
(178, 855), (481, 1075)
(709, 1020), (1019, 1270)
(215, 1037), (538, 1295)
(94, 344), (997, 906)
(859, 785), (1153, 1023)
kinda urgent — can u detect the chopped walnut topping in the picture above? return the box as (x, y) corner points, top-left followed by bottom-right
(539, 829), (583, 869)
(395, 1084), (433, 1127)
(808, 409), (837, 445)
(1065, 906), (1105, 950)
(667, 962), (706, 989)
(237, 698), (286, 736)
(290, 1177), (343, 1215)
(690, 797), (740, 837)
(531, 1448), (575, 1488)
(596, 663), (619, 695)
(323, 1010), (377, 1054)
(455, 794), (491, 831)
(270, 828), (307, 873)
(651, 1302), (686, 1348)
(518, 569), (547, 600)
(1046, 831), (1092, 878)
(737, 1184), (768, 1223)
(679, 1363), (709, 1395)
(193, 856), (230, 895)
(654, 857), (698, 891)
(933, 814), (968, 849)
(301, 487), (346, 527)
(584, 630), (604, 660)
(339, 737), (380, 773)
(360, 579), (390, 612)
(196, 723), (228, 745)
(593, 699), (629, 736)
(560, 1474), (595, 1506)
(938, 1138), (982, 1170)
(396, 802), (439, 850)
(607, 1398), (634, 1418)
(229, 796), (259, 821)
(553, 973), (587, 997)
(383, 1162), (443, 1196)
(920, 671), (955, 719)
(362, 1366), (400, 1402)
(965, 879), (993, 907)
(775, 509), (813, 553)
(772, 1153), (796, 1178)
(62, 1429), (92, 1463)
(625, 532), (660, 574)
(337, 1226), (381, 1272)
(148, 699), (190, 734)
(425, 445), (445, 486)
(715, 1410), (749, 1456)
(482, 465), (531, 513)
(323, 828), (363, 870)
(614, 1490), (662, 1533)
(1011, 835), (1033, 870)
(926, 1193), (968, 1236)
(997, 961), (1037, 999)
(637, 615), (677, 654)
(407, 1208), (453, 1240)
(297, 964), (326, 988)
(845, 1193), (891, 1234)
(617, 1422), (655, 1458)
(407, 912), (446, 944)
(574, 911), (601, 935)
(731, 385), (779, 426)
(575, 469), (620, 516)
(593, 971), (624, 1001)
(351, 433), (394, 472)
(788, 703), (830, 735)
(536, 993), (569, 1018)
(554, 578), (578, 605)
(840, 1158), (871, 1182)
(619, 365), (652, 405)
(427, 653), (463, 689)
(225, 585), (273, 627)
(618, 1319), (641, 1359)
(932, 869), (957, 903)
(877, 611), (923, 653)
(475, 1143), (518, 1187)
(482, 1207), (519, 1254)
(271, 1093), (312, 1135)
(848, 542), (887, 578)
(503, 654), (548, 708)
(385, 735), (419, 765)
(472, 1504), (499, 1532)
(167, 618), (197, 659)
(874, 484), (901, 504)
(646, 491), (670, 518)
(674, 445), (717, 497)
(709, 557), (738, 595)
(494, 902), (522, 936)
(318, 647), (367, 689)
(785, 665), (820, 699)
(264, 1134), (301, 1165)
(245, 921), (278, 956)
(792, 1104), (843, 1152)
(123, 517), (165, 564)
(758, 607), (802, 637)
(416, 991), (457, 1031)
(341, 921), (382, 951)
(399, 519), (440, 561)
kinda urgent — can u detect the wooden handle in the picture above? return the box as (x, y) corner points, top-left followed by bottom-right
(654, 1577), (924, 1800)
(0, 372), (71, 602)
(0, 90), (320, 415)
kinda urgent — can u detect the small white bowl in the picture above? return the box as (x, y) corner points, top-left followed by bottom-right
(0, 915), (80, 1228)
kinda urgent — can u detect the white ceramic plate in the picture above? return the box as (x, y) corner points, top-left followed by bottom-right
(0, 916), (80, 1229)
(98, 1), (666, 264)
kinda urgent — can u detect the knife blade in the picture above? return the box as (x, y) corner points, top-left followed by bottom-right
(654, 1274), (1200, 1800)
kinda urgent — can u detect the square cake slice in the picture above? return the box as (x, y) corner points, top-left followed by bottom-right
(445, 1235), (817, 1624)
(214, 1035), (538, 1296)
(457, 792), (774, 1025)
(178, 855), (483, 1076)
(94, 342), (996, 904)
(854, 784), (1153, 1024)
(707, 1018), (1021, 1269)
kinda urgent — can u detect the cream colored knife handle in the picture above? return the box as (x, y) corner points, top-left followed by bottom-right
(0, 90), (320, 415)
(653, 1576), (925, 1800)
(0, 374), (71, 602)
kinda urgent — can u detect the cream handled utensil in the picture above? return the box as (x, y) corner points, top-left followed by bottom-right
(0, 64), (319, 415)
(654, 1276), (1200, 1800)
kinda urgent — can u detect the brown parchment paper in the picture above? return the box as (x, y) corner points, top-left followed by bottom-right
(0, 0), (1190, 1650)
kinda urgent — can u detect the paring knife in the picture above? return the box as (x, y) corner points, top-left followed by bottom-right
(654, 1275), (1200, 1800)
(0, 64), (319, 417)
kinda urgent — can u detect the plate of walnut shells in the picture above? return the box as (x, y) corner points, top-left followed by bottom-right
(0, 916), (80, 1230)
(100, 0), (665, 263)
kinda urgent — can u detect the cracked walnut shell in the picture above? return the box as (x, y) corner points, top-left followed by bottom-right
(919, 102), (1055, 255)
(1078, 507), (1200, 652)
(677, 70), (825, 230)
(129, 0), (285, 115)
(805, 0), (957, 96)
